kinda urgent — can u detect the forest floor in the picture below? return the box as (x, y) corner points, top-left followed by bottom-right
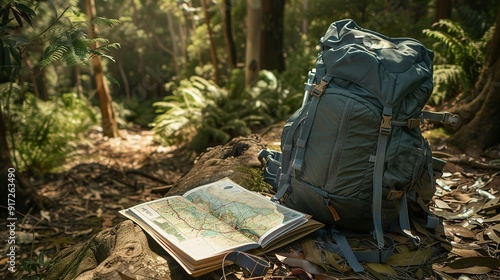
(1, 125), (500, 279)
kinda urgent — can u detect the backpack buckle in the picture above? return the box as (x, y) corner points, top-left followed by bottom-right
(406, 118), (420, 128)
(380, 115), (392, 134)
(310, 79), (329, 97)
(387, 190), (403, 200)
(442, 112), (459, 126)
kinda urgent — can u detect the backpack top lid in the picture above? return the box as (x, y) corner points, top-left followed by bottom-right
(319, 19), (434, 107)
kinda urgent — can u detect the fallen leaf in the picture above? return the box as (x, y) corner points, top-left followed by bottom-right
(451, 192), (473, 203)
(436, 201), (486, 220)
(434, 199), (453, 209)
(450, 241), (481, 250)
(40, 210), (51, 222)
(444, 224), (476, 239)
(365, 262), (398, 278)
(483, 213), (500, 223)
(482, 197), (500, 212)
(451, 248), (479, 258)
(387, 246), (435, 266)
(275, 252), (326, 275)
(301, 239), (349, 272)
(484, 224), (500, 244)
(432, 256), (500, 275)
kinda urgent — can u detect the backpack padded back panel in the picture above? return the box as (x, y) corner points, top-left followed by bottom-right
(278, 19), (435, 232)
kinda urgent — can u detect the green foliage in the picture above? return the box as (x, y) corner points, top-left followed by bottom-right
(423, 19), (489, 104)
(0, 1), (37, 82)
(39, 29), (120, 68)
(3, 88), (97, 174)
(15, 250), (49, 280)
(152, 70), (286, 152)
(430, 64), (469, 105)
(0, 1), (121, 177)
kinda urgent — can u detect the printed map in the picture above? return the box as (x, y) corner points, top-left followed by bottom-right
(128, 179), (305, 260)
(184, 181), (302, 242)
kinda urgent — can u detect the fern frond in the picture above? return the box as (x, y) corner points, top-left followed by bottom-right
(91, 17), (121, 28)
(39, 44), (68, 68)
(430, 64), (468, 105)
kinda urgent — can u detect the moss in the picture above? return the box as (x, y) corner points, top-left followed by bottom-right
(234, 166), (273, 193)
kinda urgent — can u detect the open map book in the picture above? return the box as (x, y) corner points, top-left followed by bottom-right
(119, 177), (323, 276)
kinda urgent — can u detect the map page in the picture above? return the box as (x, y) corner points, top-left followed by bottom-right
(183, 178), (307, 247)
(121, 195), (259, 262)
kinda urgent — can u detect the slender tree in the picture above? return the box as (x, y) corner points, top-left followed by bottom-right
(447, 5), (500, 155)
(222, 0), (237, 69)
(260, 0), (285, 72)
(436, 0), (452, 21)
(202, 0), (220, 85)
(85, 0), (119, 138)
(245, 0), (261, 86)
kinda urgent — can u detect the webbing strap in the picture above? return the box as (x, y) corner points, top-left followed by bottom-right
(372, 106), (392, 249)
(223, 251), (270, 277)
(331, 232), (364, 273)
(292, 75), (333, 173)
(318, 229), (396, 273)
(422, 111), (459, 126)
(273, 74), (333, 201)
(398, 192), (421, 246)
(273, 115), (306, 201)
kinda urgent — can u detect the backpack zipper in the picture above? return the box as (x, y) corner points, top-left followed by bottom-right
(324, 98), (354, 191)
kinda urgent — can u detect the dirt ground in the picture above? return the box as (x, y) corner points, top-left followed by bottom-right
(1, 125), (500, 279)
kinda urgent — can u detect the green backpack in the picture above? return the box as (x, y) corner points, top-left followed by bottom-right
(260, 19), (458, 271)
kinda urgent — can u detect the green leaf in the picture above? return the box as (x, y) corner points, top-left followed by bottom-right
(104, 74), (120, 87)
(387, 246), (435, 266)
(45, 0), (58, 18)
(13, 3), (36, 17)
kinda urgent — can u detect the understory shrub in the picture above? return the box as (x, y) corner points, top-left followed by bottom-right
(152, 70), (288, 152)
(3, 87), (97, 175)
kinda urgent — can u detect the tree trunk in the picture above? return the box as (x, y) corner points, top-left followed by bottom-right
(302, 0), (308, 35)
(245, 0), (261, 86)
(202, 0), (220, 85)
(222, 0), (237, 69)
(166, 12), (181, 76)
(85, 0), (119, 138)
(436, 0), (452, 21)
(447, 9), (500, 155)
(259, 0), (285, 72)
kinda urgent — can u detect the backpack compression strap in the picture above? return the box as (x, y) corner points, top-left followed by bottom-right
(372, 106), (392, 249)
(273, 74), (333, 201)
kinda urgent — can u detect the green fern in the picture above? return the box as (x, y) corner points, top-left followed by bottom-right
(39, 29), (120, 68)
(423, 19), (488, 104)
(430, 64), (468, 105)
(4, 90), (98, 174)
(152, 70), (284, 152)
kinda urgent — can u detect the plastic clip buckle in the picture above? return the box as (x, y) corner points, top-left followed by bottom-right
(380, 115), (392, 134)
(310, 79), (329, 97)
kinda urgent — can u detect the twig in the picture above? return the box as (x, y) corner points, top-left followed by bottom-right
(125, 170), (172, 185)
